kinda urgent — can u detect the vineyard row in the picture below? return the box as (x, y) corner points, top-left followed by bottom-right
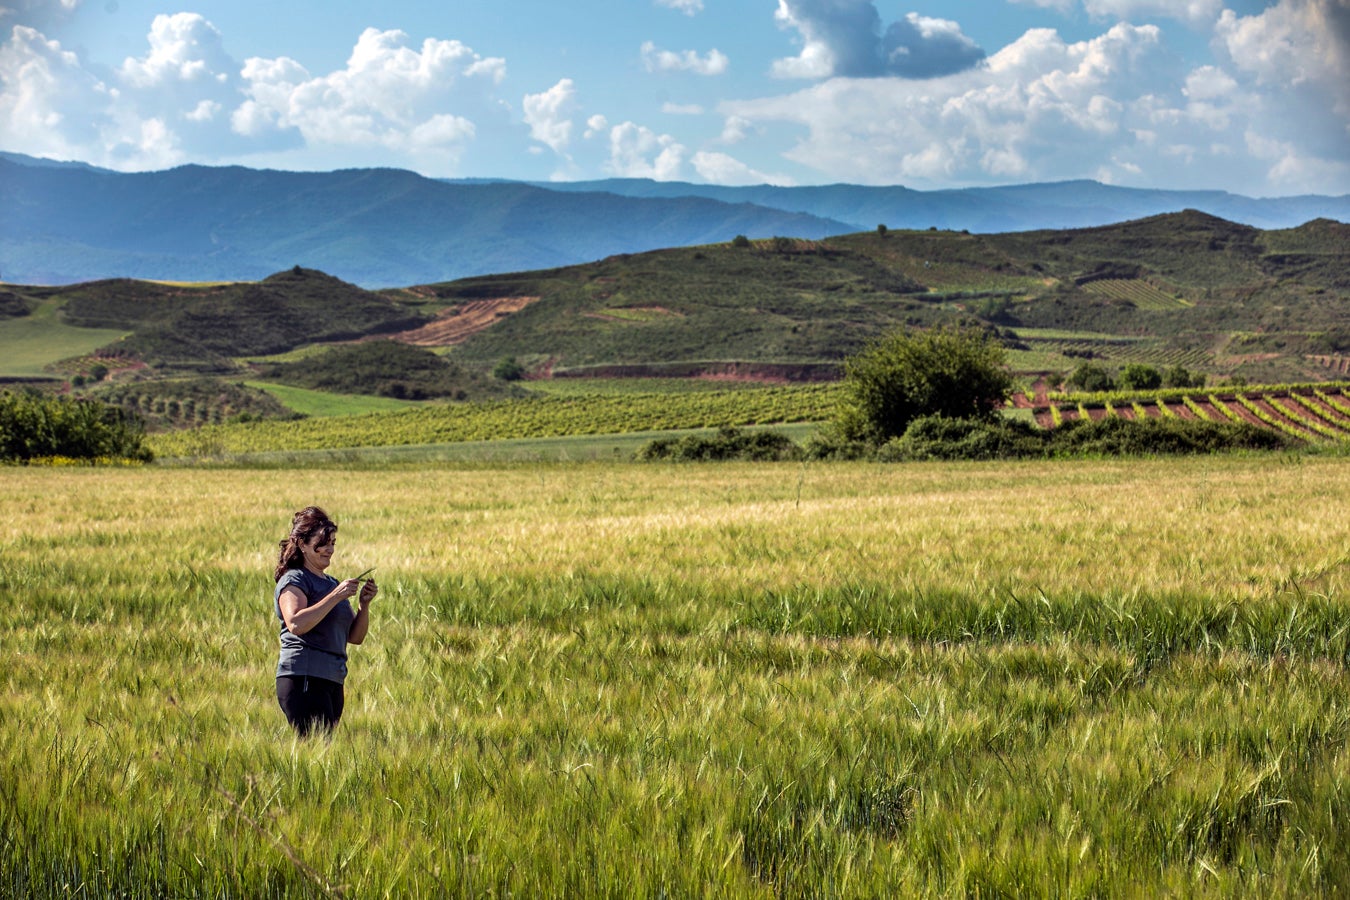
(1036, 387), (1350, 443)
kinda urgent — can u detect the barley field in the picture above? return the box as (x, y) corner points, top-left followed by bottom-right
(3, 455), (1349, 897)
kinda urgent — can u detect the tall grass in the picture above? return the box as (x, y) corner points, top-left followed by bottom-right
(3, 456), (1349, 896)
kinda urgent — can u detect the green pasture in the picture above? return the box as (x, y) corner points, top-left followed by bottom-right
(0, 299), (126, 377)
(245, 381), (419, 417)
(4, 456), (1350, 897)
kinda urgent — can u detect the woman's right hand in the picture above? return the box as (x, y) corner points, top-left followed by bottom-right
(336, 578), (363, 600)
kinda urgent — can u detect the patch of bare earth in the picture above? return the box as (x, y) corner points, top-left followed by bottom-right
(1167, 400), (1198, 420)
(384, 296), (540, 347)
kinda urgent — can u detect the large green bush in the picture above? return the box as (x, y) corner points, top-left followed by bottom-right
(0, 391), (153, 462)
(834, 325), (1014, 443)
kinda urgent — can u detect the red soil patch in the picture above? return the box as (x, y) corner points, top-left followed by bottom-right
(1248, 396), (1321, 438)
(1166, 400), (1198, 420)
(385, 296), (540, 347)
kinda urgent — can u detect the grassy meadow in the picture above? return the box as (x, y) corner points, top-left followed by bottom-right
(4, 455), (1350, 897)
(0, 298), (127, 378)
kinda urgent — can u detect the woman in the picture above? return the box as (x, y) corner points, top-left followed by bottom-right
(273, 506), (378, 736)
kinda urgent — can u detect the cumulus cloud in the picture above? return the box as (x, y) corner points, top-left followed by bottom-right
(1209, 0), (1350, 188)
(692, 150), (794, 185)
(0, 25), (112, 160)
(0, 16), (511, 173)
(606, 121), (687, 179)
(720, 114), (752, 143)
(523, 78), (577, 153)
(730, 23), (1191, 185)
(118, 13), (233, 88)
(641, 41), (728, 75)
(772, 0), (985, 79)
(584, 113), (609, 139)
(235, 27), (506, 165)
(730, 11), (1350, 192)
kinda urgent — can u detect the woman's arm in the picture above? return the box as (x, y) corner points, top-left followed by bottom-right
(278, 579), (361, 636)
(347, 580), (378, 645)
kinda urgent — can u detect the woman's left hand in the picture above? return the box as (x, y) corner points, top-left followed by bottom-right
(359, 579), (378, 604)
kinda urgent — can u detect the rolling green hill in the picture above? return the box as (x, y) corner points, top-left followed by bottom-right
(2, 211), (1347, 404)
(411, 212), (1349, 384)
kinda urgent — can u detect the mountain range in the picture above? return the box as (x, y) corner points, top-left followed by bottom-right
(2, 152), (1347, 289)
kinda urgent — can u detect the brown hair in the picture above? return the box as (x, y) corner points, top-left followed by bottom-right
(274, 506), (338, 581)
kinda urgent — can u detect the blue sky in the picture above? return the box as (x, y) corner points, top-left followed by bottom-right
(2, 0), (1347, 195)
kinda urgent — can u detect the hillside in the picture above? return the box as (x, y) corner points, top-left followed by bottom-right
(401, 212), (1350, 384)
(2, 211), (1346, 395)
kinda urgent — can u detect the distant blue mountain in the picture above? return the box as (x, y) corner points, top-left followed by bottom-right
(2, 152), (1345, 288)
(506, 177), (1350, 233)
(0, 155), (848, 287)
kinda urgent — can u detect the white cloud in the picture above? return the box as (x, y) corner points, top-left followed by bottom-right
(729, 23), (1183, 185)
(185, 99), (220, 122)
(1211, 0), (1350, 180)
(772, 0), (985, 79)
(523, 78), (576, 153)
(118, 13), (233, 88)
(584, 113), (609, 139)
(730, 13), (1350, 193)
(1214, 0), (1348, 88)
(720, 114), (752, 143)
(0, 25), (111, 159)
(641, 41), (728, 75)
(236, 27), (506, 165)
(662, 101), (704, 114)
(691, 150), (794, 185)
(606, 121), (687, 179)
(655, 0), (703, 14)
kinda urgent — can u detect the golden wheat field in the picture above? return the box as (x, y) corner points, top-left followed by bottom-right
(3, 455), (1349, 897)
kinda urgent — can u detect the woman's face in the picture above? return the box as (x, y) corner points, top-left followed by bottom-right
(302, 534), (335, 572)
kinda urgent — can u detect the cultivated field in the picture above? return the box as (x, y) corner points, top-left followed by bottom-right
(4, 456), (1350, 897)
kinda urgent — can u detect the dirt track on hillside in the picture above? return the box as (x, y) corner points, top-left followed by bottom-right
(386, 296), (540, 346)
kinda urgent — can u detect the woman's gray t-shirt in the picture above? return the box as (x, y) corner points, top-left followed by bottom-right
(274, 568), (354, 683)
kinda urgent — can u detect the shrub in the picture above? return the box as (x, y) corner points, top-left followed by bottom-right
(833, 325), (1014, 443)
(492, 356), (526, 381)
(1066, 363), (1116, 393)
(636, 427), (802, 462)
(1162, 365), (1203, 389)
(882, 416), (1049, 461)
(1119, 364), (1163, 391)
(1048, 416), (1291, 456)
(0, 391), (152, 462)
(802, 426), (875, 461)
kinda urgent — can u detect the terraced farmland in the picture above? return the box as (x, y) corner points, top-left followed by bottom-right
(1037, 384), (1350, 443)
(1080, 278), (1192, 309)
